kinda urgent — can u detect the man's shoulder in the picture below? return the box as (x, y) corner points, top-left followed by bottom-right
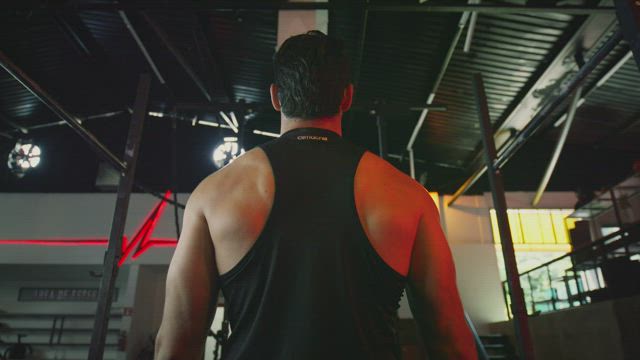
(355, 152), (431, 216)
(191, 148), (271, 206)
(358, 151), (430, 202)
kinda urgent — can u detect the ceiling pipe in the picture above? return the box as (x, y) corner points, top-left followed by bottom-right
(553, 50), (633, 128)
(532, 85), (583, 207)
(463, 0), (480, 53)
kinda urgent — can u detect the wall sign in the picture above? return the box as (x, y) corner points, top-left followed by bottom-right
(18, 288), (119, 302)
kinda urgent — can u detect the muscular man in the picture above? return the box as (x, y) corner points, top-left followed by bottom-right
(155, 31), (476, 360)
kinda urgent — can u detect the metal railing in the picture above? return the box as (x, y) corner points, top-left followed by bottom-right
(502, 222), (640, 318)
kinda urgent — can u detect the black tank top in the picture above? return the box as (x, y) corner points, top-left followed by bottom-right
(219, 127), (406, 360)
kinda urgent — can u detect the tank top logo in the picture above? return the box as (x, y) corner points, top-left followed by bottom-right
(297, 135), (328, 141)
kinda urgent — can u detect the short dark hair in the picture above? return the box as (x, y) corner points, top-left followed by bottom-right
(273, 30), (350, 120)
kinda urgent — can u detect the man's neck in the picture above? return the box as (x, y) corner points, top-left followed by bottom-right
(280, 114), (342, 136)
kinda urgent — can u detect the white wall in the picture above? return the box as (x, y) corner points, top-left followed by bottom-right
(436, 194), (507, 333)
(0, 264), (130, 360)
(0, 191), (578, 336)
(0, 193), (185, 265)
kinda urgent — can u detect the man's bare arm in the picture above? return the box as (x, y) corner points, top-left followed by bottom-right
(406, 197), (477, 359)
(155, 191), (218, 360)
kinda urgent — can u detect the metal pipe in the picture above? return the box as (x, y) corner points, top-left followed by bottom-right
(463, 0), (480, 53)
(119, 11), (166, 85)
(448, 30), (623, 206)
(19, 3), (616, 14)
(447, 166), (487, 206)
(253, 129), (280, 138)
(171, 117), (181, 239)
(532, 85), (583, 206)
(376, 114), (387, 160)
(3, 110), (127, 134)
(613, 0), (640, 69)
(406, 10), (469, 152)
(553, 50), (632, 128)
(141, 12), (212, 102)
(0, 50), (126, 171)
(495, 30), (622, 169)
(88, 74), (151, 360)
(465, 311), (490, 360)
(0, 51), (186, 209)
(595, 50), (633, 87)
(219, 111), (238, 133)
(546, 267), (556, 311)
(610, 189), (625, 229)
(352, 0), (369, 92)
(408, 149), (416, 179)
(473, 73), (535, 360)
(0, 112), (28, 134)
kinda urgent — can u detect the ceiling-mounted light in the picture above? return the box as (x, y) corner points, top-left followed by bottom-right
(7, 139), (41, 177)
(212, 138), (239, 169)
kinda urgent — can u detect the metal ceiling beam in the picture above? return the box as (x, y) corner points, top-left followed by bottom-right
(463, 0), (480, 53)
(352, 0), (369, 92)
(0, 50), (185, 208)
(465, 16), (618, 166)
(553, 50), (633, 128)
(15, 3), (616, 14)
(532, 86), (583, 207)
(447, 29), (623, 206)
(494, 30), (622, 170)
(406, 10), (470, 179)
(450, 6), (618, 203)
(0, 111), (28, 134)
(2, 110), (129, 134)
(0, 50), (125, 170)
(614, 0), (640, 69)
(119, 11), (167, 85)
(194, 14), (235, 102)
(53, 13), (109, 62)
(141, 12), (213, 103)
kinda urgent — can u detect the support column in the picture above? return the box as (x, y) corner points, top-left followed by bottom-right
(473, 73), (535, 360)
(277, 1), (328, 48)
(89, 74), (151, 360)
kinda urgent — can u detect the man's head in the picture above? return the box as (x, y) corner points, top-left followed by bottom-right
(271, 30), (353, 120)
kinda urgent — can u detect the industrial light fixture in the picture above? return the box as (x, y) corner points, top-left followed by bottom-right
(212, 137), (240, 169)
(6, 139), (41, 177)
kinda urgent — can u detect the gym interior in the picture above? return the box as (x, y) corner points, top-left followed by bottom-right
(1, 1), (639, 359)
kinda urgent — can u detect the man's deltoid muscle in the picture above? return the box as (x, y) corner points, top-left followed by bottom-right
(155, 31), (476, 360)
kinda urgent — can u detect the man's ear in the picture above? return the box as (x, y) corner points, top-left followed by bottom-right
(340, 84), (354, 113)
(270, 84), (281, 112)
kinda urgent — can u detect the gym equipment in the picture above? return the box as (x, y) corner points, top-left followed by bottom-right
(2, 335), (32, 360)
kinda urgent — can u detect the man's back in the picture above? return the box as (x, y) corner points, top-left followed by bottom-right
(198, 127), (421, 359)
(155, 30), (475, 360)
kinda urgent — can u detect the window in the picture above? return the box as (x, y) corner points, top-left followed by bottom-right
(490, 209), (578, 252)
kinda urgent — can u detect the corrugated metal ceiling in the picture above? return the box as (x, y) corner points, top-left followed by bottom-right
(0, 1), (638, 193)
(419, 11), (581, 167)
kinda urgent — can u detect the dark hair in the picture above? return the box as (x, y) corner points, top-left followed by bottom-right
(273, 30), (350, 120)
